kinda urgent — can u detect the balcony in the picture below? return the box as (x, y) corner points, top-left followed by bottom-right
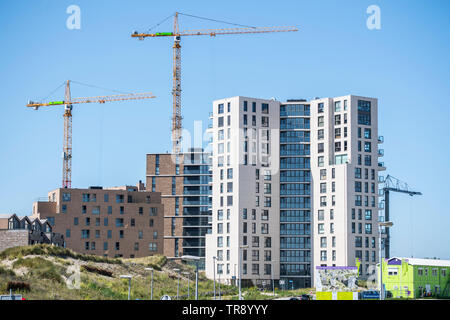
(209, 112), (213, 119)
(378, 136), (384, 144)
(378, 162), (386, 171)
(378, 149), (384, 157)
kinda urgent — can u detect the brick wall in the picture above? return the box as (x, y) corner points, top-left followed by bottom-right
(0, 230), (29, 252)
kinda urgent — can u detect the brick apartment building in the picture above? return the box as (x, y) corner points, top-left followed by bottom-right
(146, 148), (212, 269)
(32, 184), (164, 258)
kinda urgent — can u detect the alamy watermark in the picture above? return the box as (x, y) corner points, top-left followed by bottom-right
(366, 5), (381, 30)
(66, 5), (81, 30)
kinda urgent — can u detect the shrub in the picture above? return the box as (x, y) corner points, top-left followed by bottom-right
(7, 281), (30, 292)
(0, 266), (15, 277)
(13, 257), (62, 283)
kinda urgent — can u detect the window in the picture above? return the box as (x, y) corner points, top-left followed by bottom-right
(261, 210), (269, 220)
(318, 129), (324, 140)
(335, 115), (341, 125)
(334, 101), (341, 112)
(335, 142), (341, 152)
(320, 237), (327, 248)
(62, 193), (71, 202)
(320, 169), (326, 180)
(365, 223), (372, 234)
(318, 224), (324, 234)
(320, 196), (326, 207)
(318, 116), (324, 127)
(320, 251), (327, 261)
(364, 142), (371, 152)
(261, 223), (269, 234)
(320, 183), (326, 193)
(364, 128), (371, 139)
(335, 128), (341, 139)
(318, 156), (324, 167)
(264, 197), (271, 207)
(355, 168), (362, 179)
(318, 143), (324, 153)
(261, 116), (269, 127)
(318, 102), (324, 113)
(262, 103), (269, 114)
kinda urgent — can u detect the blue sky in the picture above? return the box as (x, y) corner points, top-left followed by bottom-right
(0, 0), (449, 259)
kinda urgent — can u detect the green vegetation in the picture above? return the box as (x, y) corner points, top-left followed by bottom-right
(0, 244), (315, 300)
(0, 244), (122, 265)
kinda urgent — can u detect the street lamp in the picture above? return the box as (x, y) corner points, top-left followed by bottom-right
(218, 272), (221, 300)
(181, 255), (201, 300)
(271, 260), (278, 296)
(120, 275), (132, 300)
(173, 268), (180, 300)
(182, 272), (190, 299)
(239, 245), (249, 300)
(213, 256), (217, 300)
(379, 221), (394, 300)
(145, 267), (154, 300)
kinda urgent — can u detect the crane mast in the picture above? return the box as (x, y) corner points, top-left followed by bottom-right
(63, 80), (73, 188)
(172, 12), (182, 155)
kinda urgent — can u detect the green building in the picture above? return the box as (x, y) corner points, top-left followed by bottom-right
(380, 257), (450, 298)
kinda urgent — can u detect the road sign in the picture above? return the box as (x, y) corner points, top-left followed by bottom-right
(160, 295), (172, 300)
(279, 280), (285, 285)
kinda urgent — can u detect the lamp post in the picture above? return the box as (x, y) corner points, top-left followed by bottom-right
(181, 255), (201, 300)
(379, 221), (393, 300)
(218, 272), (221, 300)
(213, 256), (217, 300)
(120, 275), (132, 300)
(182, 272), (190, 299)
(145, 267), (154, 300)
(271, 260), (278, 296)
(173, 268), (180, 300)
(238, 245), (249, 300)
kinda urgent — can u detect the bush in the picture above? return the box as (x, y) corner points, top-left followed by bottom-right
(0, 266), (15, 277)
(13, 257), (62, 283)
(7, 281), (30, 292)
(81, 265), (113, 277)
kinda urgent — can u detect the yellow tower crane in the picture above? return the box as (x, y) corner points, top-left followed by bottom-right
(27, 80), (156, 188)
(132, 12), (298, 155)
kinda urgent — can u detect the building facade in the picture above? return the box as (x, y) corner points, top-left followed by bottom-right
(205, 95), (384, 289)
(205, 96), (281, 287)
(0, 213), (64, 252)
(146, 148), (212, 269)
(32, 184), (164, 258)
(310, 95), (383, 280)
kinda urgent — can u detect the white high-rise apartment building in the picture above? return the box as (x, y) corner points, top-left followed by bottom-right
(205, 95), (384, 288)
(310, 96), (384, 284)
(205, 97), (281, 287)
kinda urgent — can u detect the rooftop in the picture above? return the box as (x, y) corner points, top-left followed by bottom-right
(390, 257), (450, 268)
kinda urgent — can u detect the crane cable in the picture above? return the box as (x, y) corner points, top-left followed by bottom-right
(70, 80), (133, 95)
(38, 81), (66, 103)
(177, 12), (256, 29)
